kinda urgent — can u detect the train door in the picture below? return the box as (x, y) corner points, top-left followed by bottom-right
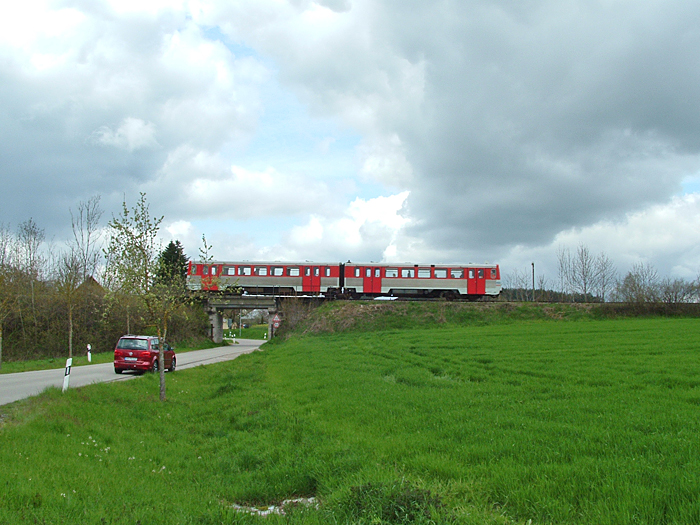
(475, 268), (485, 295)
(363, 266), (382, 295)
(465, 268), (475, 295)
(302, 266), (321, 293)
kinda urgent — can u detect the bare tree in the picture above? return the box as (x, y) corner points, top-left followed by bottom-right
(594, 252), (617, 302)
(504, 268), (530, 301)
(15, 219), (46, 346)
(556, 245), (573, 301)
(658, 277), (696, 305)
(537, 274), (550, 302)
(614, 262), (659, 303)
(71, 195), (103, 282)
(573, 244), (598, 302)
(54, 248), (82, 358)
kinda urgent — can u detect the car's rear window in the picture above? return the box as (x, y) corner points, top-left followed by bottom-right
(117, 339), (149, 350)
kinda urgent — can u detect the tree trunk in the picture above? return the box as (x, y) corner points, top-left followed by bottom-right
(0, 325), (3, 371)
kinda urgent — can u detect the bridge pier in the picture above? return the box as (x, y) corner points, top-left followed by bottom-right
(208, 309), (224, 344)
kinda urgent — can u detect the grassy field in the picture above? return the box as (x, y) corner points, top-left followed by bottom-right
(1, 311), (699, 524)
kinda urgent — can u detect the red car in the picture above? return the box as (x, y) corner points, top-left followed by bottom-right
(114, 335), (176, 374)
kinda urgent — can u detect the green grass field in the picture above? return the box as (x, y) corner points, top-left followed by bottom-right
(1, 314), (699, 524)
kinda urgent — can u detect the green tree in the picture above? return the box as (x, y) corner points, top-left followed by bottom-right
(155, 240), (188, 286)
(103, 193), (187, 401)
(103, 193), (162, 295)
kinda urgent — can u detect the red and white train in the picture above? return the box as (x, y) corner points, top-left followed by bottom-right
(187, 261), (501, 300)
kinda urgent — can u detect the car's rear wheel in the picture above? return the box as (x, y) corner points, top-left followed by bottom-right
(168, 358), (176, 372)
(152, 359), (159, 373)
(115, 368), (122, 374)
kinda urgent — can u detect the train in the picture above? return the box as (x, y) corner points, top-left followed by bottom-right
(186, 261), (501, 301)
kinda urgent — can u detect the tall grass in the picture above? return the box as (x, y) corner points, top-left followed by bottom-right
(1, 316), (699, 523)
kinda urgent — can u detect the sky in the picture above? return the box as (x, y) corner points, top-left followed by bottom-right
(2, 0), (700, 285)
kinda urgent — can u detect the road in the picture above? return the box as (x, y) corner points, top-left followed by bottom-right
(0, 340), (263, 407)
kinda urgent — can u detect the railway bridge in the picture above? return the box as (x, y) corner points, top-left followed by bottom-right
(205, 294), (279, 343)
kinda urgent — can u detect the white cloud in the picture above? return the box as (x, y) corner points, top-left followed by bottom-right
(93, 118), (159, 151)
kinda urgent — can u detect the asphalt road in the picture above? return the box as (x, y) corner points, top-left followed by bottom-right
(0, 340), (263, 406)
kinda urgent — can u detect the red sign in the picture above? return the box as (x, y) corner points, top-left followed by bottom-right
(272, 314), (281, 328)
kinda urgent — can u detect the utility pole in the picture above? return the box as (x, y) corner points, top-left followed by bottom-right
(532, 262), (535, 302)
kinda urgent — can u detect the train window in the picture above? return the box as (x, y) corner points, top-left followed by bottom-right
(435, 269), (447, 278)
(325, 267), (331, 277)
(241, 266), (252, 276)
(418, 268), (431, 278)
(355, 268), (361, 278)
(451, 269), (463, 278)
(305, 268), (311, 276)
(255, 267), (268, 276)
(203, 266), (209, 275)
(491, 268), (497, 279)
(469, 269), (475, 279)
(478, 269), (484, 279)
(401, 268), (415, 278)
(272, 267), (284, 276)
(386, 268), (398, 278)
(288, 267), (300, 277)
(225, 267), (235, 276)
(314, 268), (320, 276)
(210, 266), (217, 276)
(375, 268), (380, 278)
(366, 268), (371, 277)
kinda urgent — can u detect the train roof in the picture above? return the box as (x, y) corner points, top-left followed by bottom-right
(190, 260), (499, 268)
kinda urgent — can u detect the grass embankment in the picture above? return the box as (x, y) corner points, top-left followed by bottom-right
(1, 303), (699, 524)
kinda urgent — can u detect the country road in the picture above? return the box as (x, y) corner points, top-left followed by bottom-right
(0, 340), (263, 406)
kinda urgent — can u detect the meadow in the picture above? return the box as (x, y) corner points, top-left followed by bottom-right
(1, 310), (699, 524)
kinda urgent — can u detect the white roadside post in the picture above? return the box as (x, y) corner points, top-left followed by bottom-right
(62, 358), (72, 393)
(87, 344), (92, 363)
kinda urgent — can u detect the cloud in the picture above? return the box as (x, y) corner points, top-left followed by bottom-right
(202, 0), (700, 253)
(93, 117), (159, 151)
(3, 0), (700, 284)
(0, 1), (267, 236)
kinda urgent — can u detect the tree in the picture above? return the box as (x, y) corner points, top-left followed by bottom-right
(556, 245), (573, 301)
(103, 193), (163, 295)
(0, 224), (17, 370)
(70, 195), (103, 282)
(594, 252), (617, 302)
(15, 219), (46, 348)
(571, 244), (597, 302)
(614, 262), (659, 303)
(155, 240), (188, 286)
(54, 248), (82, 358)
(104, 193), (186, 401)
(658, 277), (697, 305)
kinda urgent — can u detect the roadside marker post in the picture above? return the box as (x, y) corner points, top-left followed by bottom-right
(87, 344), (92, 363)
(62, 358), (72, 393)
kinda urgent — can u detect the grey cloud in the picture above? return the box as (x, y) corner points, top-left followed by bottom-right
(227, 0), (700, 254)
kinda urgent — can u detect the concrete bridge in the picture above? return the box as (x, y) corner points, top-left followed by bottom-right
(206, 294), (280, 343)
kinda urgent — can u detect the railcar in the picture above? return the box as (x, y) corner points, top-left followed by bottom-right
(187, 261), (501, 300)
